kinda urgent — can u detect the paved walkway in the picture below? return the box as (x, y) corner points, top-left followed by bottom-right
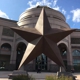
(0, 71), (80, 80)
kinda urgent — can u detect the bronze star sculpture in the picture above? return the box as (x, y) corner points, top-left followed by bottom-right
(10, 8), (76, 70)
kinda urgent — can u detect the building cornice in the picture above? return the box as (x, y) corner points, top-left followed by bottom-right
(0, 17), (17, 23)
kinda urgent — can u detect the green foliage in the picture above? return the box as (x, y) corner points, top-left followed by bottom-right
(46, 75), (73, 80)
(46, 75), (56, 80)
(12, 75), (35, 80)
(12, 74), (73, 80)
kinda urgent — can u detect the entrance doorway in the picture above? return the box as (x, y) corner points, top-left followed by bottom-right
(16, 42), (26, 69)
(58, 43), (67, 69)
(35, 54), (47, 71)
(0, 55), (10, 70)
(63, 60), (67, 69)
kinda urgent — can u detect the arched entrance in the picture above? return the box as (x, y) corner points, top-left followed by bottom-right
(16, 42), (26, 69)
(0, 43), (11, 70)
(35, 53), (47, 71)
(58, 43), (67, 69)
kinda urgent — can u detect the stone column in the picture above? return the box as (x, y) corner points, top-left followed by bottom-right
(47, 58), (50, 71)
(67, 35), (73, 71)
(0, 26), (3, 46)
(9, 33), (17, 70)
(10, 33), (17, 64)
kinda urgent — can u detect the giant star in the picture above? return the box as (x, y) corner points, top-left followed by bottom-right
(10, 8), (76, 69)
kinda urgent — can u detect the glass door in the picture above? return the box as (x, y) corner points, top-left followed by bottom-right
(35, 53), (47, 71)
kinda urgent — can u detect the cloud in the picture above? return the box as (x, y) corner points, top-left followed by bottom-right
(27, 0), (52, 10)
(0, 10), (9, 19)
(62, 9), (66, 15)
(52, 0), (60, 11)
(27, 0), (60, 11)
(53, 0), (58, 6)
(71, 8), (80, 22)
(53, 6), (60, 11)
(66, 15), (70, 20)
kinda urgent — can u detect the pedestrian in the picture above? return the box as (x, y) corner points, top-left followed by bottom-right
(71, 68), (74, 73)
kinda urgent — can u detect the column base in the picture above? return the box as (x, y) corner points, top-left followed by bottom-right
(8, 70), (28, 79)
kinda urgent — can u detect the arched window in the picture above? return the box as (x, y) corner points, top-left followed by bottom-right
(1, 43), (11, 51)
(58, 43), (67, 57)
(72, 50), (80, 56)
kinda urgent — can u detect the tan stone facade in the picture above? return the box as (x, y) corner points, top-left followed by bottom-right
(0, 6), (80, 72)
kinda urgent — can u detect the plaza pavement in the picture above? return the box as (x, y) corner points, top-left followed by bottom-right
(0, 71), (80, 80)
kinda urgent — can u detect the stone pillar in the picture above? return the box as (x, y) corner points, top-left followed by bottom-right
(67, 35), (72, 71)
(9, 33), (17, 70)
(10, 33), (17, 64)
(33, 59), (36, 71)
(0, 26), (3, 46)
(47, 58), (50, 71)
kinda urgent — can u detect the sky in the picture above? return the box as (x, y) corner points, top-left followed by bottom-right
(0, 0), (80, 29)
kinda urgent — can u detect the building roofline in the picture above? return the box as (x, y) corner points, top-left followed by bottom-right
(0, 17), (18, 22)
(75, 29), (80, 32)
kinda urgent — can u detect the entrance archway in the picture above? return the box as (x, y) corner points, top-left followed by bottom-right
(0, 43), (11, 70)
(16, 42), (26, 69)
(58, 43), (67, 69)
(35, 53), (47, 71)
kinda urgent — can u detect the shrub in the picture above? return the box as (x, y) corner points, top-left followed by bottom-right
(46, 75), (73, 80)
(46, 75), (56, 80)
(12, 75), (35, 80)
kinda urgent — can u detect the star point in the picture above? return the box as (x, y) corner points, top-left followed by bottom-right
(35, 8), (51, 35)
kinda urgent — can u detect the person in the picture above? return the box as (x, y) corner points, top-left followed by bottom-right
(37, 66), (41, 73)
(71, 67), (74, 73)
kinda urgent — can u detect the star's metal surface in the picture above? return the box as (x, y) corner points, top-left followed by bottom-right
(10, 8), (76, 69)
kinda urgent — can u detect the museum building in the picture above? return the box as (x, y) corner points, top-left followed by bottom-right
(0, 6), (80, 72)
